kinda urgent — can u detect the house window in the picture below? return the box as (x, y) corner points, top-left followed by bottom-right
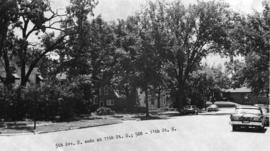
(100, 101), (104, 106)
(93, 97), (99, 105)
(163, 97), (167, 105)
(104, 87), (109, 95)
(160, 97), (164, 105)
(151, 97), (155, 105)
(106, 99), (115, 106)
(147, 93), (153, 104)
(258, 93), (267, 98)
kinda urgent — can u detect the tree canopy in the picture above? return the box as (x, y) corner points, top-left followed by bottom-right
(228, 2), (269, 95)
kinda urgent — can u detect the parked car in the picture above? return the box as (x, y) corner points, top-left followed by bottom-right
(180, 105), (199, 115)
(230, 105), (267, 131)
(254, 104), (269, 127)
(254, 104), (269, 112)
(214, 101), (239, 108)
(261, 108), (269, 127)
(207, 104), (219, 112)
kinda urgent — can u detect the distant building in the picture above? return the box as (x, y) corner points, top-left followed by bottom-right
(221, 87), (269, 105)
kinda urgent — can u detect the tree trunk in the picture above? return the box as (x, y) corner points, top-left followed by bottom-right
(20, 44), (28, 87)
(2, 47), (13, 89)
(157, 87), (161, 108)
(125, 86), (130, 110)
(145, 88), (149, 118)
(177, 83), (185, 111)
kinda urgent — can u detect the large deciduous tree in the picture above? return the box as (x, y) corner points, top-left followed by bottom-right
(87, 16), (117, 102)
(162, 1), (231, 109)
(112, 18), (141, 110)
(58, 0), (98, 77)
(0, 0), (18, 88)
(188, 64), (231, 107)
(113, 1), (232, 113)
(0, 0), (71, 88)
(229, 2), (270, 96)
(58, 0), (117, 103)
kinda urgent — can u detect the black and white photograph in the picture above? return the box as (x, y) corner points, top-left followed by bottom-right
(0, 0), (269, 151)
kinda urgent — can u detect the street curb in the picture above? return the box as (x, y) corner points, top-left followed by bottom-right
(199, 113), (232, 116)
(0, 121), (122, 136)
(0, 132), (35, 136)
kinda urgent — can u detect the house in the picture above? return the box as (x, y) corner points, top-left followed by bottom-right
(0, 57), (44, 88)
(93, 86), (127, 111)
(137, 88), (172, 111)
(55, 73), (129, 111)
(221, 87), (269, 105)
(55, 72), (172, 112)
(96, 87), (172, 112)
(93, 85), (173, 112)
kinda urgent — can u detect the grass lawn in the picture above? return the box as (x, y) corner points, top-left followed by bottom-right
(0, 116), (122, 135)
(0, 112), (180, 135)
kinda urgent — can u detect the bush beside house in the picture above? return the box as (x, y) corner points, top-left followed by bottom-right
(0, 78), (94, 122)
(96, 107), (115, 115)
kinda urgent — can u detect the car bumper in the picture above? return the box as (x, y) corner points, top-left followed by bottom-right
(230, 121), (264, 127)
(207, 109), (218, 112)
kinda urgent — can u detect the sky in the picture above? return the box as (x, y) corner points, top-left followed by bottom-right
(49, 0), (265, 70)
(51, 0), (265, 21)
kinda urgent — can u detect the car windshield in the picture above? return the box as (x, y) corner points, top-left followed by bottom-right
(209, 105), (217, 108)
(185, 106), (193, 109)
(235, 108), (261, 114)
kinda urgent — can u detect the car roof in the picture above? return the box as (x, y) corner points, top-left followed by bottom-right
(254, 104), (269, 107)
(254, 104), (265, 106)
(185, 105), (196, 107)
(236, 105), (260, 109)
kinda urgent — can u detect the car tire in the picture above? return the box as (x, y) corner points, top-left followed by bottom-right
(265, 120), (269, 127)
(259, 126), (265, 131)
(232, 125), (238, 131)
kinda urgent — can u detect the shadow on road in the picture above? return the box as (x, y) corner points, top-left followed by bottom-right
(232, 128), (267, 133)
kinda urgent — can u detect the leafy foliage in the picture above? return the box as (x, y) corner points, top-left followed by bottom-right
(228, 3), (270, 95)
(187, 64), (231, 106)
(0, 0), (268, 122)
(133, 1), (233, 109)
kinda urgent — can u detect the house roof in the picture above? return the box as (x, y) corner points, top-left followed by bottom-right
(37, 75), (44, 80)
(113, 90), (126, 99)
(222, 87), (252, 93)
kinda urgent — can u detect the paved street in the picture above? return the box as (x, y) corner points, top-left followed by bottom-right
(0, 114), (269, 151)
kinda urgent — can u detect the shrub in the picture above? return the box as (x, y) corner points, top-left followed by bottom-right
(96, 107), (115, 115)
(21, 81), (78, 121)
(0, 77), (95, 122)
(135, 106), (146, 113)
(0, 88), (25, 121)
